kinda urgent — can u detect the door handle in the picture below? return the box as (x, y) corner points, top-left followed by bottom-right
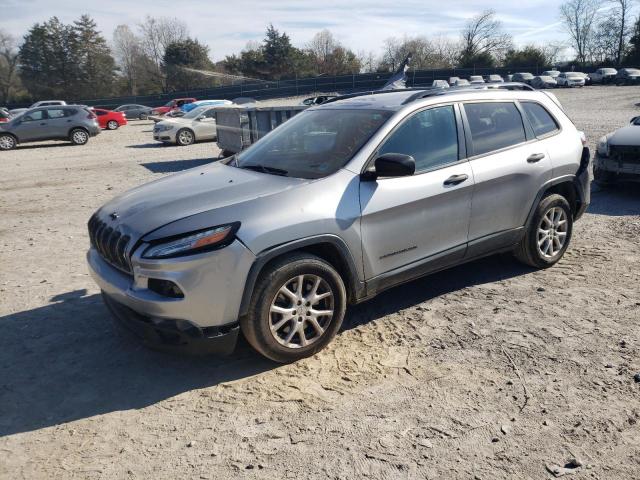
(527, 153), (545, 163)
(444, 174), (469, 186)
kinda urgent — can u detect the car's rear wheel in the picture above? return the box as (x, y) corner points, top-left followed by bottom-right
(138, 113), (148, 120)
(0, 134), (16, 150)
(515, 194), (573, 268)
(106, 120), (119, 130)
(176, 128), (195, 146)
(69, 128), (89, 145)
(241, 253), (347, 363)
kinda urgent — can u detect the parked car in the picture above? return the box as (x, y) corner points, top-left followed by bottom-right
(469, 75), (485, 84)
(9, 108), (28, 116)
(576, 72), (591, 85)
(151, 98), (197, 116)
(595, 115), (640, 185)
(431, 80), (449, 89)
(88, 86), (590, 362)
(0, 105), (100, 150)
(542, 70), (560, 79)
(454, 78), (471, 86)
(448, 76), (460, 86)
(182, 99), (233, 113)
(531, 75), (557, 89)
(589, 68), (617, 84)
(615, 68), (640, 85)
(512, 72), (535, 84)
(556, 72), (586, 87)
(153, 105), (218, 146)
(300, 95), (337, 106)
(505, 74), (514, 81)
(485, 74), (504, 83)
(30, 100), (67, 108)
(93, 108), (128, 130)
(115, 104), (153, 120)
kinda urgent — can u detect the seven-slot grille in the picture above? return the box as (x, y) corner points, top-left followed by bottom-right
(610, 145), (640, 164)
(88, 215), (132, 273)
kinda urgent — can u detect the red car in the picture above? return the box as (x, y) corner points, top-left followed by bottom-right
(0, 109), (10, 123)
(93, 108), (128, 130)
(151, 98), (196, 116)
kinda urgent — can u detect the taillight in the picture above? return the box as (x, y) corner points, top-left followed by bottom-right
(87, 111), (96, 119)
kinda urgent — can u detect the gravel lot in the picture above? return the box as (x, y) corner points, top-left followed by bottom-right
(1, 86), (639, 479)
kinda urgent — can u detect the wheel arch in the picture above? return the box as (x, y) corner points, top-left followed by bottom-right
(0, 131), (19, 145)
(68, 126), (89, 138)
(238, 235), (364, 318)
(177, 127), (196, 141)
(526, 175), (582, 226)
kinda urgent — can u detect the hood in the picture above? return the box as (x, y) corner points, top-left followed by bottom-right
(156, 117), (197, 128)
(94, 161), (307, 241)
(609, 125), (640, 146)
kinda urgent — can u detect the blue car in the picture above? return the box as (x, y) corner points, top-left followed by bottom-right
(181, 99), (232, 113)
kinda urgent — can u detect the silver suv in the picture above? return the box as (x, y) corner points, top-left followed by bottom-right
(87, 86), (591, 362)
(0, 106), (100, 150)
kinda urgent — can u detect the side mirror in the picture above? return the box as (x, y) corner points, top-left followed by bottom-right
(365, 153), (415, 179)
(631, 116), (639, 125)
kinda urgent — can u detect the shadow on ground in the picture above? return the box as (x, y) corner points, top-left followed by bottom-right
(140, 158), (214, 173)
(0, 253), (532, 438)
(588, 183), (640, 216)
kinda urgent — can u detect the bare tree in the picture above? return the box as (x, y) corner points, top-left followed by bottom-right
(113, 25), (142, 94)
(357, 50), (379, 73)
(541, 42), (567, 65)
(460, 10), (513, 61)
(0, 30), (20, 104)
(380, 35), (461, 71)
(307, 29), (338, 65)
(138, 16), (188, 89)
(610, 0), (634, 64)
(560, 0), (600, 64)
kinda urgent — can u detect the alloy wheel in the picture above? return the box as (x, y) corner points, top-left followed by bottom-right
(72, 130), (88, 144)
(537, 206), (568, 258)
(268, 274), (334, 349)
(0, 135), (15, 150)
(178, 130), (193, 145)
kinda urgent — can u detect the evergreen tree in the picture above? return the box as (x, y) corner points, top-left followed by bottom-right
(74, 15), (116, 98)
(163, 38), (212, 90)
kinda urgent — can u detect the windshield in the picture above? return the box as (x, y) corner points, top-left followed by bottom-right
(566, 73), (582, 78)
(626, 69), (640, 74)
(235, 109), (392, 179)
(164, 101), (175, 107)
(183, 106), (209, 119)
(603, 69), (616, 74)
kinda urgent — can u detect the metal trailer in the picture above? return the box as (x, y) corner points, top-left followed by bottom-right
(215, 105), (308, 155)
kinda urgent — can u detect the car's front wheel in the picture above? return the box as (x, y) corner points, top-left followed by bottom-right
(176, 128), (195, 146)
(69, 128), (89, 145)
(515, 194), (573, 268)
(106, 120), (119, 130)
(241, 253), (347, 363)
(0, 133), (16, 150)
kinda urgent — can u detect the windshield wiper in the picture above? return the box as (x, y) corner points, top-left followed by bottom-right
(240, 164), (289, 176)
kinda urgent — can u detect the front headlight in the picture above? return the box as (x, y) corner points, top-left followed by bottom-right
(143, 223), (240, 259)
(156, 124), (173, 132)
(597, 135), (610, 157)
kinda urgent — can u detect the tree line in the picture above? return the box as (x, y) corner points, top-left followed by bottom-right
(1, 5), (640, 104)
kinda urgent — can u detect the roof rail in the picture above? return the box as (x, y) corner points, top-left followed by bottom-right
(401, 82), (535, 104)
(321, 82), (535, 106)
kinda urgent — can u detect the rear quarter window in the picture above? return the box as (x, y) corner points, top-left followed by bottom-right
(463, 102), (526, 156)
(521, 102), (559, 137)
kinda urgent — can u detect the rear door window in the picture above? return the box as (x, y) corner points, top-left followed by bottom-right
(521, 102), (559, 137)
(47, 109), (66, 119)
(463, 102), (526, 156)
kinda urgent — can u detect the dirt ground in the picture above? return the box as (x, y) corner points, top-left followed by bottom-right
(1, 86), (639, 479)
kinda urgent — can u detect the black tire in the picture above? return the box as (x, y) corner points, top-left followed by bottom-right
(515, 194), (573, 269)
(593, 165), (615, 186)
(0, 133), (16, 151)
(69, 128), (89, 145)
(176, 128), (195, 146)
(241, 253), (347, 363)
(106, 120), (119, 130)
(138, 113), (148, 120)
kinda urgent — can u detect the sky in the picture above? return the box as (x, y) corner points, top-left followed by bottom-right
(1, 0), (570, 60)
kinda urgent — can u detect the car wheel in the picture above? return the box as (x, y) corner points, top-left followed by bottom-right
(0, 134), (16, 150)
(176, 128), (195, 146)
(69, 128), (89, 145)
(139, 113), (148, 120)
(106, 120), (119, 130)
(241, 253), (347, 363)
(515, 194), (573, 269)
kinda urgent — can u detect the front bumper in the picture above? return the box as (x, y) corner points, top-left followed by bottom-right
(102, 292), (239, 355)
(595, 152), (640, 179)
(87, 238), (255, 353)
(153, 129), (177, 143)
